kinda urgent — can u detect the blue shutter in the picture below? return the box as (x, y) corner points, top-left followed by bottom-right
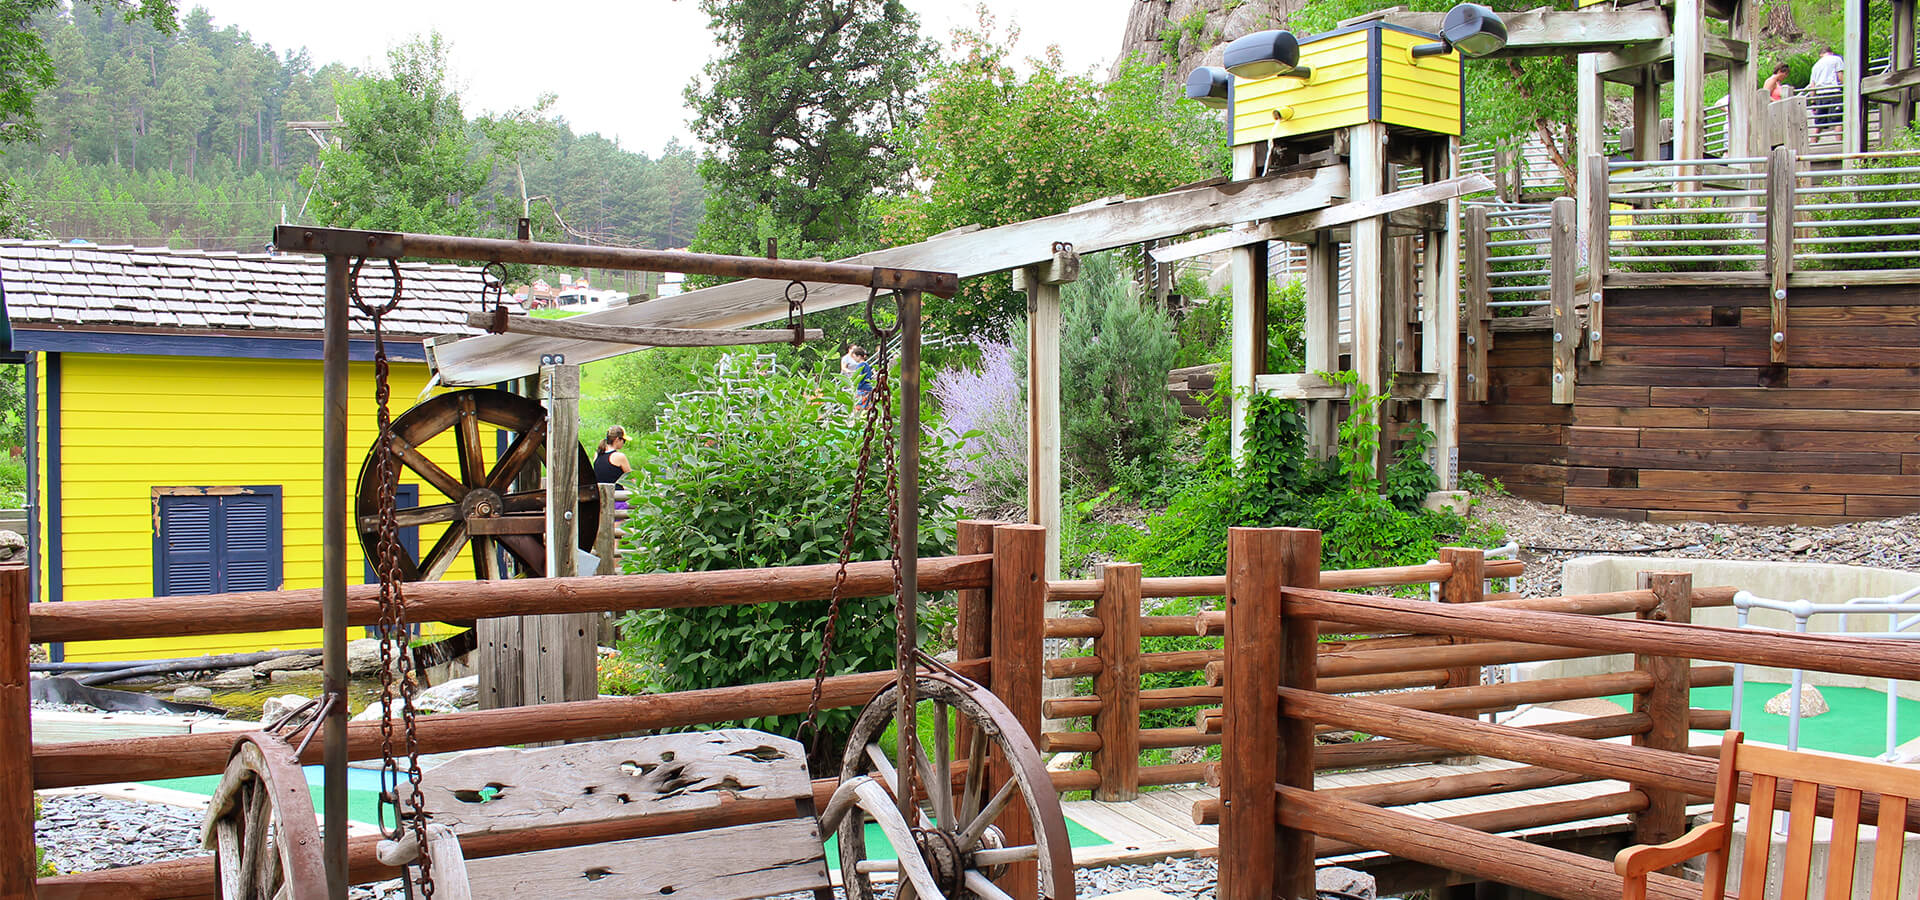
(220, 492), (280, 592)
(364, 484), (419, 583)
(156, 488), (282, 596)
(156, 497), (217, 596)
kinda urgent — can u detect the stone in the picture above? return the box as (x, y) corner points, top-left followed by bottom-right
(269, 669), (316, 684)
(208, 667), (257, 689)
(1788, 537), (1815, 553)
(261, 694), (314, 727)
(1765, 684), (1830, 717)
(251, 652), (322, 674)
(1420, 490), (1471, 516)
(0, 529), (25, 563)
(1316, 866), (1377, 899)
(169, 686), (213, 703)
(346, 638), (386, 677)
(413, 675), (478, 714)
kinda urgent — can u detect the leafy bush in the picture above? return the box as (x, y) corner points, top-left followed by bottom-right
(1385, 421), (1440, 511)
(615, 356), (961, 761)
(1611, 205), (1760, 273)
(930, 339), (1026, 511)
(1058, 253), (1181, 493)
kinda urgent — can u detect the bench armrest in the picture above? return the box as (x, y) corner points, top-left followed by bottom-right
(1615, 821), (1729, 879)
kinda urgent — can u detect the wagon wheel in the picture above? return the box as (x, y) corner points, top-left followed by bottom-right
(829, 670), (1075, 900)
(200, 733), (326, 900)
(354, 388), (599, 582)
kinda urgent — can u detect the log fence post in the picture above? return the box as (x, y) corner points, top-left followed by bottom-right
(954, 520), (998, 755)
(1437, 548), (1487, 766)
(991, 523), (1046, 900)
(1632, 571), (1694, 853)
(2, 566), (33, 900)
(1220, 527), (1319, 900)
(1091, 563), (1142, 801)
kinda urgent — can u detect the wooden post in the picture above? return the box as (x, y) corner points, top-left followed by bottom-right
(1421, 138), (1461, 490)
(1304, 235), (1341, 455)
(1576, 52), (1606, 222)
(1, 567), (33, 900)
(1463, 206), (1490, 404)
(1845, 0), (1865, 154)
(954, 519), (998, 755)
(1016, 249), (1077, 583)
(1229, 144), (1270, 462)
(1632, 571), (1694, 851)
(1548, 197), (1578, 404)
(538, 365), (596, 706)
(593, 484), (619, 646)
(1673, 0), (1707, 164)
(1091, 563), (1142, 802)
(1221, 527), (1319, 900)
(1889, 0), (1917, 140)
(1586, 153), (1611, 365)
(1437, 547), (1486, 766)
(990, 523), (1046, 900)
(1725, 0), (1757, 159)
(1633, 70), (1662, 162)
(1765, 146), (1797, 364)
(1348, 122), (1390, 473)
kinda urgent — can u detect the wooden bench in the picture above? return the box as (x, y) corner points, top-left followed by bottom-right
(1616, 730), (1919, 900)
(383, 729), (831, 900)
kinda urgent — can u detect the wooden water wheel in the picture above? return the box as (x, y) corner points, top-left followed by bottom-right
(199, 734), (327, 900)
(353, 388), (599, 581)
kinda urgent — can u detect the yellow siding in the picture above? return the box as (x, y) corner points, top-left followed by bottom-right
(42, 353), (485, 662)
(1232, 29), (1371, 144)
(1377, 27), (1462, 137)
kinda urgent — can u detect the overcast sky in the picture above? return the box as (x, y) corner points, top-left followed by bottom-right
(182, 1), (1131, 158)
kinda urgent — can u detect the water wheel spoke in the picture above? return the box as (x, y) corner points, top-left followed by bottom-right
(963, 869), (1020, 900)
(418, 522), (470, 582)
(912, 732), (948, 829)
(499, 490), (547, 512)
(484, 421), (547, 494)
(958, 778), (1020, 851)
(257, 817), (283, 897)
(454, 393), (487, 487)
(496, 534), (546, 577)
(470, 534), (502, 581)
(235, 780), (266, 891)
(932, 700), (953, 827)
(959, 725), (988, 827)
(390, 436), (466, 501)
(852, 778), (945, 900)
(357, 501), (461, 534)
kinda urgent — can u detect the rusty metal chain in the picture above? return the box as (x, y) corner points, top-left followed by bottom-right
(353, 258), (434, 898)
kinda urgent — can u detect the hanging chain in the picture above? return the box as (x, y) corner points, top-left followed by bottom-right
(353, 257), (434, 898)
(799, 289), (900, 749)
(784, 280), (808, 348)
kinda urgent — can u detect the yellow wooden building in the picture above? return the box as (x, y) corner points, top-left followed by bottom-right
(1, 241), (497, 662)
(1231, 20), (1465, 144)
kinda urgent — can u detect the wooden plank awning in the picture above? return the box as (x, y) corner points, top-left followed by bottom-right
(426, 164), (1348, 385)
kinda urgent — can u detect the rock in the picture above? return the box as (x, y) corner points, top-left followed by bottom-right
(1316, 866), (1377, 899)
(269, 669), (316, 684)
(252, 652), (322, 674)
(208, 666), (257, 689)
(1765, 684), (1829, 717)
(261, 694), (313, 727)
(1788, 537), (1815, 553)
(0, 529), (24, 563)
(346, 639), (386, 677)
(413, 675), (478, 714)
(1420, 490), (1470, 515)
(170, 686), (213, 703)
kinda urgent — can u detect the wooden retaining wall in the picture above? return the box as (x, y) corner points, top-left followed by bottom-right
(1458, 284), (1920, 523)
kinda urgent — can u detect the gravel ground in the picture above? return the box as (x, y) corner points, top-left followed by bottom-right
(35, 793), (207, 874)
(1475, 495), (1920, 598)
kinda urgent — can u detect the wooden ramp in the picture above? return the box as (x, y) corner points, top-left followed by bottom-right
(1064, 756), (1659, 869)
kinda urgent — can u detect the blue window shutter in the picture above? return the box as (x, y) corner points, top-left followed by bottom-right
(157, 497), (217, 595)
(364, 484), (419, 583)
(155, 488), (282, 596)
(220, 492), (281, 592)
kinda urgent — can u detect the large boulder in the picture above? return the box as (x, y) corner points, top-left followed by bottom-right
(252, 652), (322, 675)
(346, 639), (386, 677)
(208, 667), (257, 689)
(414, 676), (479, 714)
(261, 694), (314, 728)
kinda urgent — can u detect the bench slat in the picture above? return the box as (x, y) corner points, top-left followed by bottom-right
(462, 819), (833, 900)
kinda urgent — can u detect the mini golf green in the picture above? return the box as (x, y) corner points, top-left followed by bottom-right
(1609, 680), (1920, 758)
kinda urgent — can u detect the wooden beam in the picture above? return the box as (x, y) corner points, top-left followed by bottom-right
(1218, 528), (1292, 900)
(430, 164), (1350, 385)
(1349, 122), (1390, 474)
(1304, 233), (1339, 458)
(1253, 371), (1446, 401)
(1381, 8), (1669, 56)
(1549, 197), (1578, 404)
(1149, 174), (1492, 263)
(1463, 205), (1491, 403)
(465, 311), (822, 348)
(1, 568), (31, 900)
(1228, 146), (1269, 461)
(1632, 572), (1694, 850)
(1018, 256), (1071, 582)
(990, 524), (1046, 900)
(1673, 0), (1708, 163)
(1765, 146), (1796, 363)
(1419, 138), (1459, 489)
(1091, 563), (1141, 801)
(1861, 65), (1920, 99)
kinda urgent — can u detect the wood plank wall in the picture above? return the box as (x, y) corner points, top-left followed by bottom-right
(1457, 285), (1920, 524)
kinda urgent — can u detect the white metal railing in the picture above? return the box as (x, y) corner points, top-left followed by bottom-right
(1731, 585), (1920, 760)
(1469, 202), (1555, 309)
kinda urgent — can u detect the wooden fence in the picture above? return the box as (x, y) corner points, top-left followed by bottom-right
(1209, 526), (1920, 900)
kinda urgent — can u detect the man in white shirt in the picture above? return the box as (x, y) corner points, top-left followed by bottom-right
(1809, 47), (1844, 140)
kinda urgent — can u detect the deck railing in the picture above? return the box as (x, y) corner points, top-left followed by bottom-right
(1208, 526), (1920, 900)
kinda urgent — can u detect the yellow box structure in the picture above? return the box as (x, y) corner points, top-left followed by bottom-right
(4, 242), (501, 662)
(1232, 21), (1464, 144)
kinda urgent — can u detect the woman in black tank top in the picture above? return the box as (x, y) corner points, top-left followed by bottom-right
(594, 427), (631, 503)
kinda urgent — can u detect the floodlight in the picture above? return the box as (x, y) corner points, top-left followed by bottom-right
(1412, 3), (1508, 58)
(1185, 66), (1231, 108)
(1223, 30), (1310, 80)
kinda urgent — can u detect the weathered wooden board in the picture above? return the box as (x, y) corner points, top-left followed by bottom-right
(460, 819), (830, 900)
(1458, 423), (1566, 446)
(1572, 407), (1709, 428)
(1561, 488), (1847, 516)
(1581, 366), (1760, 388)
(1567, 427), (1640, 448)
(1637, 428), (1920, 454)
(1564, 446), (1903, 475)
(1597, 346), (1728, 367)
(1635, 469), (1920, 496)
(430, 165), (1349, 385)
(1646, 387), (1920, 410)
(423, 731), (813, 833)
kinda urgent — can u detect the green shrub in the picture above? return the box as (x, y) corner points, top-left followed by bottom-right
(1611, 204), (1760, 273)
(1385, 421), (1440, 511)
(614, 356), (962, 761)
(1058, 254), (1181, 492)
(34, 795), (51, 877)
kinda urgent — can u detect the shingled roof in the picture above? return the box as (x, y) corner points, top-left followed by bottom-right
(0, 240), (492, 341)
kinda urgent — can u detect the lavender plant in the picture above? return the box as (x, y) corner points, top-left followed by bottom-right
(929, 338), (1028, 512)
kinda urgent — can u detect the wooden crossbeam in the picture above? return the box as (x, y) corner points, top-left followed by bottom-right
(1149, 174), (1492, 264)
(466, 310), (821, 348)
(1381, 7), (1669, 56)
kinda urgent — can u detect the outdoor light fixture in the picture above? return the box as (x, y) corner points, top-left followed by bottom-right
(1223, 30), (1310, 80)
(1411, 3), (1508, 58)
(1185, 66), (1231, 108)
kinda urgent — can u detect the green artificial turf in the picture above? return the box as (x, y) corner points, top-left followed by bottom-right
(1607, 681), (1920, 758)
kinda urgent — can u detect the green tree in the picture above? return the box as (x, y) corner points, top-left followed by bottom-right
(685, 0), (933, 260)
(1053, 253), (1181, 492)
(885, 16), (1227, 339)
(304, 32), (487, 235)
